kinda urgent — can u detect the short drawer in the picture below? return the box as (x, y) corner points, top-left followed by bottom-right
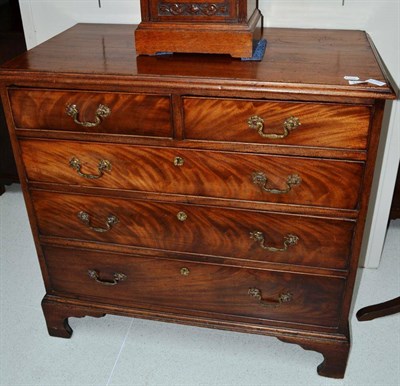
(21, 140), (364, 210)
(183, 97), (371, 150)
(9, 88), (172, 137)
(43, 245), (346, 328)
(32, 191), (355, 270)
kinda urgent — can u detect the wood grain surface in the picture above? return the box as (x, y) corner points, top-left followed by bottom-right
(0, 23), (396, 379)
(183, 97), (371, 149)
(1, 25), (395, 100)
(9, 88), (172, 137)
(135, 1), (262, 57)
(21, 139), (364, 209)
(43, 245), (346, 328)
(31, 190), (354, 270)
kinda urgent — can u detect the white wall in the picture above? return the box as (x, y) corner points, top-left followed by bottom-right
(19, 0), (141, 49)
(18, 0), (400, 268)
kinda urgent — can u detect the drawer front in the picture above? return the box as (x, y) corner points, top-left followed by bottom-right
(43, 245), (345, 328)
(32, 191), (354, 270)
(9, 88), (172, 137)
(183, 97), (371, 150)
(22, 140), (364, 210)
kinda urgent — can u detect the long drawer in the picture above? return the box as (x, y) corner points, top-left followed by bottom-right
(32, 191), (355, 270)
(183, 97), (371, 149)
(21, 139), (364, 210)
(9, 88), (173, 137)
(43, 245), (346, 328)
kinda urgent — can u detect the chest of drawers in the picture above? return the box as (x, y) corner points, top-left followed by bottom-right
(0, 24), (396, 379)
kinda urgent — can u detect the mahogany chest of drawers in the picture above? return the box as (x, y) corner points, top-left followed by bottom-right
(0, 24), (396, 378)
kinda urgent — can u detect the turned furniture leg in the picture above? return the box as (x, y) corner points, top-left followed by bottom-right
(41, 296), (105, 338)
(278, 336), (350, 379)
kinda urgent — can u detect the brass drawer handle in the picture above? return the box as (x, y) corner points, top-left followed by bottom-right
(252, 171), (301, 194)
(250, 231), (299, 252)
(248, 115), (301, 139)
(69, 157), (112, 179)
(66, 103), (111, 127)
(88, 269), (127, 286)
(77, 211), (119, 233)
(248, 288), (293, 308)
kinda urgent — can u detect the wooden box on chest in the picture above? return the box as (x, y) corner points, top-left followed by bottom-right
(0, 24), (396, 379)
(135, 0), (263, 57)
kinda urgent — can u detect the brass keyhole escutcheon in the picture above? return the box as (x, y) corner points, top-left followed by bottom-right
(174, 156), (184, 166)
(180, 267), (190, 276)
(177, 211), (188, 221)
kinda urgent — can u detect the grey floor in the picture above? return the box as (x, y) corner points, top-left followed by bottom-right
(0, 184), (399, 386)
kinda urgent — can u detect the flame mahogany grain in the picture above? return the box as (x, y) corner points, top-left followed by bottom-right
(9, 88), (173, 137)
(43, 245), (346, 328)
(31, 190), (355, 270)
(183, 97), (371, 149)
(0, 24), (396, 379)
(21, 139), (364, 210)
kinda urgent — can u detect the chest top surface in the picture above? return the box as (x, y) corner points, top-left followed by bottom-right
(0, 24), (396, 100)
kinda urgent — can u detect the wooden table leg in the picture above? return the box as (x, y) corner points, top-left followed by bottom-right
(356, 297), (400, 321)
